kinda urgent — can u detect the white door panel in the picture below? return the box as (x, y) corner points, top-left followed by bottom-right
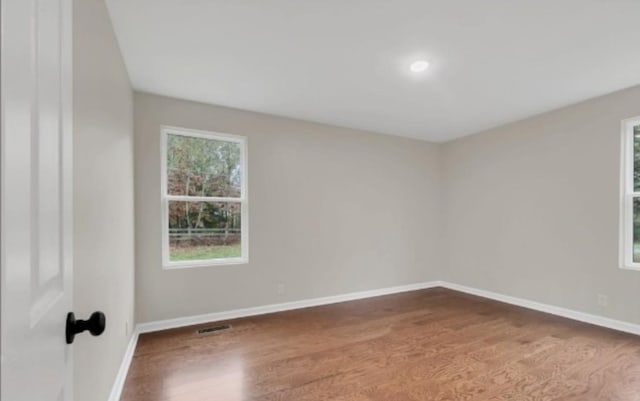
(1, 0), (74, 400)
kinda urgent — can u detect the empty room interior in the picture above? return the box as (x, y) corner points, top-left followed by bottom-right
(3, 0), (640, 400)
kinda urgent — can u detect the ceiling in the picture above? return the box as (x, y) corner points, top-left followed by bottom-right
(105, 0), (640, 142)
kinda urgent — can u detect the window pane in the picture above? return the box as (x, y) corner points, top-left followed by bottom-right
(634, 125), (640, 191)
(168, 201), (242, 262)
(167, 134), (242, 197)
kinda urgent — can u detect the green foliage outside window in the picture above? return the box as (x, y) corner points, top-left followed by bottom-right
(633, 126), (640, 262)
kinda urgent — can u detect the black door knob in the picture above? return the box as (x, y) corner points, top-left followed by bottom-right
(66, 311), (106, 344)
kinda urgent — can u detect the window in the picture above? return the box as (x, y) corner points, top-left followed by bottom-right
(620, 117), (640, 270)
(161, 126), (248, 268)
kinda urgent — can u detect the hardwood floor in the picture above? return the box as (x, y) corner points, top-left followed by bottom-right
(121, 288), (640, 401)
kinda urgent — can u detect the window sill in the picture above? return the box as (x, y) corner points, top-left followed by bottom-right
(619, 264), (640, 272)
(163, 257), (249, 270)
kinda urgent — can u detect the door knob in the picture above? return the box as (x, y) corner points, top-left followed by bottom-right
(66, 311), (106, 344)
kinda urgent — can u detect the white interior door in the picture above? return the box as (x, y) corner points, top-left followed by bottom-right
(1, 0), (74, 400)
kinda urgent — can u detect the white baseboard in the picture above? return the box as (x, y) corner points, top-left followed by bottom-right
(438, 281), (640, 336)
(107, 329), (139, 401)
(111, 280), (640, 400)
(136, 281), (441, 333)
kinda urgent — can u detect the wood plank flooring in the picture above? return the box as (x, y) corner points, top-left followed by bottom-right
(121, 288), (640, 401)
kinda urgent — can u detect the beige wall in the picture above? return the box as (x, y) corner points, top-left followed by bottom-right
(442, 85), (640, 324)
(134, 93), (442, 323)
(73, 1), (135, 400)
(133, 85), (640, 329)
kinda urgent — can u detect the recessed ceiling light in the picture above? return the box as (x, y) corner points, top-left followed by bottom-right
(409, 60), (430, 73)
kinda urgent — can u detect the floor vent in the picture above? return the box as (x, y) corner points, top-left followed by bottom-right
(196, 324), (231, 335)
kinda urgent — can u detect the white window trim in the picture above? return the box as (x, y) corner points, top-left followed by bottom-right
(161, 125), (249, 269)
(620, 117), (640, 270)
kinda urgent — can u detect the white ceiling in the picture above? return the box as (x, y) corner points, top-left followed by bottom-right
(106, 0), (640, 142)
